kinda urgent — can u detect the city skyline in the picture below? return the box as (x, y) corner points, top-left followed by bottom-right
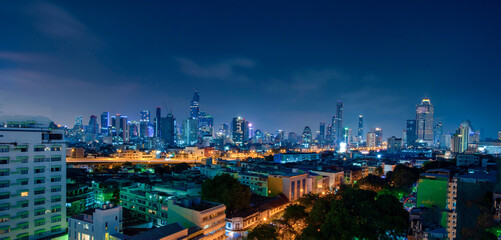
(0, 1), (500, 138)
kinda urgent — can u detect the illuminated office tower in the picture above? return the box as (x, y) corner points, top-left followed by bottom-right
(406, 119), (417, 147)
(182, 118), (198, 146)
(0, 126), (67, 239)
(367, 132), (376, 148)
(416, 98), (434, 145)
(119, 115), (129, 143)
(319, 122), (325, 143)
(74, 116), (83, 129)
(302, 126), (312, 149)
(100, 112), (109, 135)
(139, 110), (150, 138)
(288, 132), (297, 144)
(232, 117), (248, 146)
(154, 107), (161, 138)
(434, 122), (443, 147)
(325, 124), (332, 144)
(451, 121), (470, 153)
(160, 113), (176, 146)
(110, 115), (117, 139)
(332, 99), (343, 144)
(190, 90), (200, 119)
(87, 115), (98, 135)
(374, 128), (383, 147)
(358, 115), (363, 141)
(198, 112), (214, 144)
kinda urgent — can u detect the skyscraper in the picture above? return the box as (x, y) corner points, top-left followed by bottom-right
(332, 99), (343, 145)
(451, 121), (471, 153)
(87, 115), (98, 135)
(182, 118), (198, 146)
(302, 126), (312, 148)
(367, 132), (376, 148)
(190, 90), (200, 119)
(406, 119), (417, 147)
(374, 128), (383, 147)
(139, 110), (150, 138)
(232, 117), (248, 146)
(358, 115), (364, 141)
(155, 107), (161, 138)
(416, 98), (434, 145)
(159, 113), (176, 146)
(319, 122), (325, 143)
(111, 115), (117, 139)
(434, 122), (443, 147)
(119, 115), (129, 143)
(74, 116), (83, 129)
(198, 111), (214, 144)
(100, 112), (109, 135)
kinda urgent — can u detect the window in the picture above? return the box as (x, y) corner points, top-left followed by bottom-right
(51, 186), (61, 193)
(51, 196), (61, 203)
(35, 179), (45, 184)
(50, 146), (61, 152)
(35, 209), (45, 216)
(34, 146), (45, 152)
(0, 170), (9, 176)
(34, 168), (45, 174)
(0, 193), (9, 200)
(51, 156), (61, 162)
(35, 189), (45, 195)
(51, 176), (61, 182)
(19, 212), (29, 219)
(19, 202), (28, 208)
(20, 191), (29, 197)
(0, 148), (8, 153)
(51, 216), (61, 223)
(0, 227), (9, 234)
(34, 157), (45, 163)
(19, 179), (28, 185)
(50, 166), (61, 172)
(0, 182), (9, 188)
(0, 205), (9, 211)
(0, 159), (8, 165)
(20, 169), (28, 175)
(51, 206), (61, 213)
(35, 220), (45, 227)
(0, 216), (8, 223)
(35, 199), (45, 206)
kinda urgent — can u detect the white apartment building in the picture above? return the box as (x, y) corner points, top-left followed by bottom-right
(0, 127), (66, 240)
(68, 205), (123, 240)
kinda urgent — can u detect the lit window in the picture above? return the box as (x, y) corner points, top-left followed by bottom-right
(21, 192), (28, 197)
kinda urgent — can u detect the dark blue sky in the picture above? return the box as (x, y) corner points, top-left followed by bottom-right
(0, 1), (500, 138)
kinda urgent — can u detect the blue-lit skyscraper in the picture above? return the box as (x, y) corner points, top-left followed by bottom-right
(190, 90), (200, 119)
(100, 112), (109, 135)
(358, 115), (363, 141)
(139, 110), (150, 138)
(155, 107), (161, 138)
(319, 122), (325, 143)
(332, 99), (343, 145)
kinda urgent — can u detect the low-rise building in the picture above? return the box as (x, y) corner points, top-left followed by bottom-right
(68, 204), (123, 240)
(273, 153), (321, 164)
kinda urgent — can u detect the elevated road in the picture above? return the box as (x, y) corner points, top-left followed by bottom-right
(66, 157), (202, 164)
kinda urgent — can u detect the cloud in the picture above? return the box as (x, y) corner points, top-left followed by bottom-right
(177, 58), (254, 82)
(26, 1), (89, 39)
(264, 69), (351, 92)
(0, 52), (49, 63)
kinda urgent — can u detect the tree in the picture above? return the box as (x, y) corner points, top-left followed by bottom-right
(387, 165), (419, 192)
(201, 174), (251, 214)
(356, 174), (387, 192)
(274, 204), (308, 240)
(171, 162), (190, 172)
(247, 224), (278, 240)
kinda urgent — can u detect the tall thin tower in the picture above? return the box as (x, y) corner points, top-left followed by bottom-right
(358, 115), (363, 141)
(190, 90), (200, 119)
(332, 99), (343, 144)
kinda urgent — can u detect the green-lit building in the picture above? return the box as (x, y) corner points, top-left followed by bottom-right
(416, 169), (450, 228)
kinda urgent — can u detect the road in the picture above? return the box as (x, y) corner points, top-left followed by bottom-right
(66, 157), (202, 164)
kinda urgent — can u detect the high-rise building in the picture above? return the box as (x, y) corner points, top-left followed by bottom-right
(198, 112), (214, 145)
(451, 121), (470, 153)
(434, 122), (443, 147)
(332, 99), (343, 145)
(302, 126), (312, 148)
(367, 132), (376, 148)
(232, 117), (248, 146)
(374, 128), (383, 147)
(190, 90), (200, 119)
(111, 115), (118, 139)
(159, 113), (176, 146)
(319, 122), (325, 143)
(358, 115), (364, 141)
(498, 131), (501, 141)
(416, 98), (434, 145)
(119, 115), (129, 143)
(406, 119), (417, 147)
(325, 124), (332, 144)
(140, 110), (150, 123)
(255, 129), (263, 144)
(100, 112), (109, 135)
(0, 127), (67, 239)
(182, 118), (198, 146)
(74, 116), (83, 129)
(342, 127), (351, 144)
(87, 115), (98, 135)
(154, 107), (161, 138)
(288, 132), (297, 144)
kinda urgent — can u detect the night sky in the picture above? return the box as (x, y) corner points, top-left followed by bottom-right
(1, 1), (500, 138)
